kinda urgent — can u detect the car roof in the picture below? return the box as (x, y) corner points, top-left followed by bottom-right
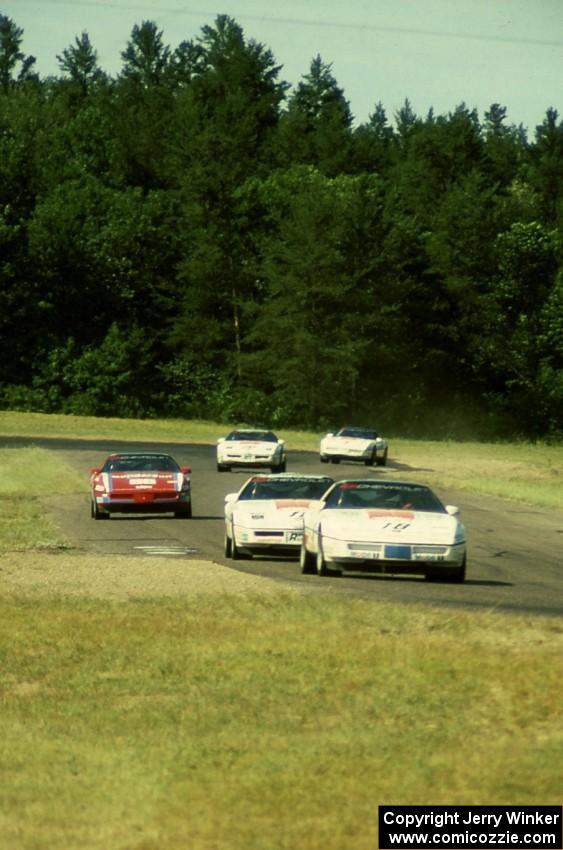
(330, 478), (431, 488)
(246, 473), (333, 481)
(107, 452), (174, 459)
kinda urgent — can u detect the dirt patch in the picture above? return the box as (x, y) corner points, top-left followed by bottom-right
(0, 551), (292, 599)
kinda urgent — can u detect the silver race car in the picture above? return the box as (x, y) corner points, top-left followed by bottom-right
(224, 473), (334, 559)
(300, 479), (467, 582)
(320, 426), (388, 466)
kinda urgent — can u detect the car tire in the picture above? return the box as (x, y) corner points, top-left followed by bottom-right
(426, 556), (466, 583)
(446, 555), (466, 583)
(300, 544), (316, 574)
(230, 525), (250, 560)
(376, 448), (388, 467)
(330, 458), (340, 464)
(91, 500), (109, 520)
(217, 463), (230, 472)
(365, 451), (376, 467)
(175, 502), (192, 519)
(224, 533), (232, 558)
(320, 455), (329, 464)
(316, 542), (330, 577)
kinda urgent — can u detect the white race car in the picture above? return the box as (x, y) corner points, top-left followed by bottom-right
(320, 426), (388, 466)
(224, 473), (334, 559)
(300, 479), (467, 582)
(217, 429), (286, 472)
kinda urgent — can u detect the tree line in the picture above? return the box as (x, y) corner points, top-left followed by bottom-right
(1, 13), (562, 438)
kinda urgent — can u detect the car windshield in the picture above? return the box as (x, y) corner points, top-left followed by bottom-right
(323, 482), (445, 512)
(103, 455), (180, 473)
(336, 427), (379, 439)
(225, 431), (278, 442)
(238, 477), (333, 501)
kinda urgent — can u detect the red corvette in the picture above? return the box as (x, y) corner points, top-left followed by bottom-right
(90, 452), (192, 519)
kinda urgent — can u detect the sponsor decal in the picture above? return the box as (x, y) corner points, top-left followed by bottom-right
(368, 510), (415, 520)
(275, 499), (311, 509)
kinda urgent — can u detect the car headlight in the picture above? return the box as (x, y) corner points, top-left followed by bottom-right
(454, 524), (466, 544)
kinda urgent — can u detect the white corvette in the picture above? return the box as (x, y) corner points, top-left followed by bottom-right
(300, 479), (467, 582)
(224, 473), (334, 559)
(320, 426), (388, 466)
(217, 429), (286, 472)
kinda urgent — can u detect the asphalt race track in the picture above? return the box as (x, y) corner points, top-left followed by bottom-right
(6, 436), (563, 617)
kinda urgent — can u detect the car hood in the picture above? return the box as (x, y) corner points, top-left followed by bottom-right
(319, 509), (462, 544)
(221, 441), (279, 451)
(322, 436), (374, 450)
(233, 499), (312, 528)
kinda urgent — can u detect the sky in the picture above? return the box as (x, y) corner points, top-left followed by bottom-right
(3, 0), (563, 135)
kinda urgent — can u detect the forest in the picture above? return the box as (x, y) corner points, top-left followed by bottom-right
(1, 13), (562, 439)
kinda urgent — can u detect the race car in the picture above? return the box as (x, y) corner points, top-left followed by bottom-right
(90, 452), (192, 519)
(320, 426), (388, 466)
(216, 429), (286, 472)
(300, 478), (467, 582)
(223, 473), (334, 559)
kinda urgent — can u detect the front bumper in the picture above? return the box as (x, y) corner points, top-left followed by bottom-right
(95, 492), (190, 514)
(322, 536), (466, 570)
(234, 524), (303, 550)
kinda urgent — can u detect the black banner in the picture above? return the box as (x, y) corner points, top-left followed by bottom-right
(379, 806), (562, 849)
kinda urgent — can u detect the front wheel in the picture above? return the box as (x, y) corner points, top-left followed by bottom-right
(224, 532), (232, 557)
(376, 448), (388, 467)
(217, 463), (230, 472)
(316, 543), (330, 577)
(230, 526), (251, 560)
(300, 544), (316, 574)
(426, 556), (466, 583)
(320, 455), (329, 464)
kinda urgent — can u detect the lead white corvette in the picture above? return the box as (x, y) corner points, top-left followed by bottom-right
(217, 429), (286, 472)
(320, 426), (388, 466)
(224, 473), (334, 560)
(300, 479), (467, 582)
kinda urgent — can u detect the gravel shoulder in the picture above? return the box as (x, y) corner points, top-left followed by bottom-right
(0, 551), (292, 599)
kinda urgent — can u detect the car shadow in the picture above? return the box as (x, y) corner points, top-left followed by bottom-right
(331, 573), (512, 587)
(100, 514), (222, 521)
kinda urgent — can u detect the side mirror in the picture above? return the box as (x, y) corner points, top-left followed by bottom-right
(217, 437), (225, 444)
(325, 432), (334, 438)
(180, 466), (191, 475)
(445, 505), (460, 516)
(224, 493), (238, 504)
(90, 468), (101, 476)
(278, 439), (285, 446)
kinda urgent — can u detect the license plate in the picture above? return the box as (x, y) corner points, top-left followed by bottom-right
(134, 493), (154, 503)
(285, 530), (303, 543)
(384, 544), (411, 560)
(355, 550), (380, 560)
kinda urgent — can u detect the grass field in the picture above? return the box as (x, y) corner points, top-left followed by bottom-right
(1, 412), (562, 849)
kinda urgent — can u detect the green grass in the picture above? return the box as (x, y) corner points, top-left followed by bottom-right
(0, 447), (84, 551)
(1, 421), (562, 848)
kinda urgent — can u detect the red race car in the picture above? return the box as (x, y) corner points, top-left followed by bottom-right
(90, 452), (192, 519)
